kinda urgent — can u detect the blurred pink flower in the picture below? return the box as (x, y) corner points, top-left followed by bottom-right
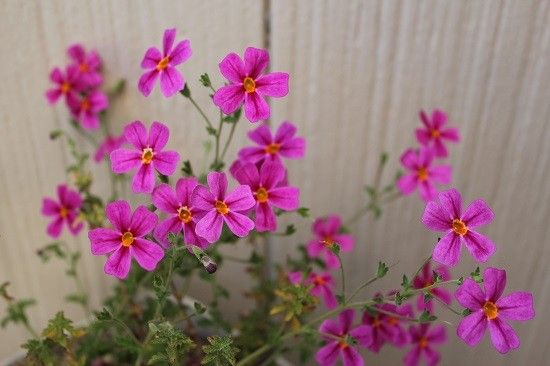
(306, 215), (354, 269)
(67, 44), (103, 87)
(45, 66), (83, 105)
(362, 302), (414, 351)
(41, 184), (83, 238)
(94, 134), (126, 163)
(416, 109), (459, 158)
(404, 324), (447, 366)
(287, 271), (337, 309)
(69, 91), (108, 130)
(412, 262), (452, 312)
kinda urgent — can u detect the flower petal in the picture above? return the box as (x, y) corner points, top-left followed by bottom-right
(397, 174), (418, 195)
(462, 230), (496, 264)
(238, 146), (266, 163)
(129, 206), (158, 237)
(213, 84), (245, 115)
(306, 240), (325, 258)
(195, 210), (223, 243)
(255, 202), (276, 232)
(461, 199), (494, 228)
(223, 212), (255, 237)
(169, 39), (192, 65)
(334, 234), (354, 252)
(279, 137), (306, 159)
(438, 188), (462, 218)
(433, 139), (448, 158)
(341, 346), (364, 366)
(441, 127), (460, 142)
(244, 47), (269, 79)
(427, 325), (447, 344)
(496, 292), (535, 321)
(274, 121), (296, 142)
(219, 52), (246, 83)
(232, 162), (260, 188)
(153, 151), (180, 176)
(207, 172), (228, 200)
(422, 201), (451, 231)
(89, 228), (121, 255)
(141, 47), (162, 68)
(162, 28), (176, 55)
(432, 232), (461, 266)
(124, 121), (148, 150)
(315, 342), (340, 366)
(148, 121), (169, 151)
(483, 267), (506, 301)
(131, 238), (164, 271)
(183, 221), (209, 248)
(339, 309), (355, 333)
(457, 311), (487, 347)
(105, 200), (132, 232)
(47, 217), (63, 238)
(160, 67), (184, 97)
(152, 184), (179, 214)
(319, 319), (342, 337)
(110, 149), (142, 173)
(225, 185), (255, 211)
(268, 187), (299, 210)
(429, 165), (452, 184)
(320, 286), (338, 309)
(104, 247), (132, 279)
(132, 163), (155, 193)
(42, 198), (60, 216)
(400, 148), (418, 170)
(487, 317), (520, 354)
(260, 161), (285, 189)
(248, 123), (273, 145)
(191, 185), (216, 211)
(175, 177), (199, 206)
(431, 110), (447, 129)
(244, 92), (270, 122)
(138, 69), (160, 97)
(403, 346), (421, 366)
(255, 72), (289, 97)
(455, 278), (485, 310)
(153, 216), (182, 248)
(350, 325), (373, 348)
(418, 181), (437, 202)
(415, 128), (431, 145)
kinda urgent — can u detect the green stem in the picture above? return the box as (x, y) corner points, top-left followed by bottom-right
(213, 112), (224, 168)
(187, 95), (214, 130)
(336, 252), (346, 304)
(220, 119), (239, 160)
(346, 276), (379, 303)
(23, 320), (39, 339)
(412, 255), (432, 281)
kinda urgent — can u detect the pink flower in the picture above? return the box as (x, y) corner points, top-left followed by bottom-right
(110, 121), (180, 193)
(213, 47), (289, 122)
(416, 110), (460, 158)
(422, 188), (496, 267)
(287, 271), (337, 309)
(41, 184), (84, 238)
(152, 178), (208, 249)
(138, 28), (192, 97)
(315, 309), (371, 366)
(233, 161), (299, 232)
(404, 324), (447, 366)
(67, 44), (102, 87)
(412, 262), (452, 312)
(45, 66), (82, 105)
(455, 267), (535, 354)
(306, 215), (354, 269)
(397, 148), (452, 202)
(191, 172), (255, 243)
(238, 121), (305, 165)
(88, 200), (164, 279)
(94, 134), (126, 163)
(362, 302), (414, 351)
(229, 158), (289, 187)
(69, 91), (108, 130)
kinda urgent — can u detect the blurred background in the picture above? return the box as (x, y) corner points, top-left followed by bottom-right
(0, 0), (549, 364)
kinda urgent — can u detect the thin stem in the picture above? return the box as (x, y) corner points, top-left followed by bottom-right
(346, 276), (379, 303)
(23, 321), (39, 338)
(213, 112), (224, 167)
(336, 252), (346, 304)
(187, 95), (214, 130)
(412, 255), (432, 281)
(220, 119), (239, 160)
(433, 296), (462, 316)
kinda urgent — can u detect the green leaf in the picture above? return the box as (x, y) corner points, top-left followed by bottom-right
(181, 160), (194, 177)
(201, 336), (239, 366)
(206, 126), (217, 136)
(284, 224), (296, 235)
(194, 302), (207, 314)
(401, 275), (410, 289)
(470, 267), (483, 283)
(179, 84), (191, 97)
(149, 321), (194, 365)
(377, 261), (389, 278)
(419, 310), (438, 323)
(200, 73), (212, 88)
(297, 207), (310, 218)
(49, 130), (63, 140)
(42, 312), (74, 348)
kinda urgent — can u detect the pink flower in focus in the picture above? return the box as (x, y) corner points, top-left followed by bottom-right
(110, 121), (180, 193)
(191, 172), (255, 243)
(397, 148), (452, 202)
(306, 215), (354, 269)
(455, 267), (534, 354)
(316, 309), (371, 366)
(152, 178), (208, 249)
(404, 324), (447, 366)
(67, 44), (102, 87)
(88, 200), (164, 279)
(138, 28), (192, 97)
(213, 47), (289, 122)
(238, 121), (305, 165)
(94, 134), (126, 163)
(362, 302), (414, 351)
(41, 184), (84, 238)
(422, 188), (496, 267)
(229, 158), (289, 187)
(233, 161), (299, 232)
(69, 91), (108, 130)
(412, 262), (452, 312)
(45, 66), (82, 105)
(416, 109), (459, 158)
(287, 271), (337, 309)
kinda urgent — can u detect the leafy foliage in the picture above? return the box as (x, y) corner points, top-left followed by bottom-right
(201, 336), (239, 366)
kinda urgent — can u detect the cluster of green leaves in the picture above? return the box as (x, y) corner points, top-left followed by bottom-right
(148, 321), (195, 365)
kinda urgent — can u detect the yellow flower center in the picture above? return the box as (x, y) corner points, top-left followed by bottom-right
(80, 98), (90, 111)
(372, 317), (381, 328)
(243, 77), (256, 93)
(59, 207), (69, 218)
(215, 201), (229, 215)
(265, 143), (281, 155)
(387, 317), (398, 326)
(141, 148), (154, 164)
(483, 301), (498, 320)
(431, 129), (441, 138)
(61, 82), (71, 94)
(79, 63), (89, 72)
(255, 187), (269, 203)
(338, 340), (349, 349)
(121, 231), (134, 247)
(452, 219), (468, 236)
(419, 337), (429, 348)
(417, 167), (429, 181)
(321, 236), (334, 247)
(313, 275), (326, 286)
(156, 56), (170, 71)
(178, 206), (193, 224)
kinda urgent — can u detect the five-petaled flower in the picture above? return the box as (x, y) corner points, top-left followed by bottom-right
(362, 302), (414, 352)
(94, 134), (126, 163)
(213, 47), (289, 122)
(404, 324), (447, 366)
(316, 309), (372, 366)
(412, 262), (452, 312)
(288, 271), (338, 309)
(69, 90), (108, 130)
(67, 44), (103, 87)
(422, 188), (496, 267)
(238, 121), (305, 165)
(152, 178), (209, 249)
(233, 161), (299, 232)
(41, 184), (84, 238)
(45, 66), (83, 106)
(88, 200), (164, 279)
(306, 215), (354, 269)
(416, 109), (460, 158)
(138, 28), (192, 97)
(110, 121), (180, 193)
(455, 267), (534, 354)
(397, 148), (452, 202)
(191, 172), (255, 243)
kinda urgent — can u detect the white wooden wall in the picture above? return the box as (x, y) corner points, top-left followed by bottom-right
(0, 1), (548, 364)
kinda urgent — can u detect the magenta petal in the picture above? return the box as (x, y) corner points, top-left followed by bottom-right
(461, 199), (494, 228)
(268, 187), (299, 210)
(176, 177), (199, 205)
(169, 39), (192, 65)
(439, 189), (462, 218)
(455, 278), (485, 310)
(307, 240), (325, 257)
(47, 217), (63, 238)
(397, 174), (418, 195)
(153, 217), (182, 248)
(339, 309), (355, 333)
(255, 72), (289, 97)
(162, 28), (176, 55)
(80, 112), (100, 130)
(195, 210), (223, 243)
(132, 163), (155, 193)
(441, 127), (460, 142)
(138, 69), (160, 97)
(427, 325), (447, 344)
(255, 203), (276, 232)
(319, 319), (342, 337)
(483, 267), (506, 301)
(462, 230), (496, 263)
(104, 247), (132, 279)
(279, 137), (306, 158)
(244, 47), (269, 79)
(418, 181), (437, 202)
(225, 185), (255, 211)
(423, 347), (440, 366)
(457, 311), (487, 347)
(431, 110), (447, 128)
(49, 67), (63, 83)
(110, 149), (141, 173)
(154, 151), (180, 176)
(131, 238), (164, 271)
(89, 228), (121, 255)
(260, 161), (285, 189)
(233, 162), (260, 187)
(430, 165), (452, 184)
(207, 172), (227, 200)
(487, 317), (520, 354)
(432, 232), (461, 266)
(334, 234), (354, 252)
(274, 121), (296, 142)
(341, 346), (364, 366)
(129, 206), (158, 237)
(403, 346), (421, 366)
(45, 89), (62, 104)
(213, 85), (244, 115)
(400, 149), (419, 170)
(223, 212), (255, 237)
(287, 271), (303, 285)
(248, 123), (273, 145)
(141, 47), (162, 68)
(183, 221), (209, 248)
(42, 198), (60, 216)
(219, 52), (246, 83)
(160, 67), (184, 97)
(350, 325), (373, 348)
(244, 92), (270, 122)
(422, 201), (452, 231)
(105, 200), (132, 232)
(148, 121), (169, 151)
(496, 292), (535, 321)
(415, 129), (431, 145)
(238, 146), (266, 163)
(315, 342), (340, 366)
(124, 121), (148, 150)
(320, 286), (338, 309)
(152, 184), (179, 213)
(191, 185), (216, 211)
